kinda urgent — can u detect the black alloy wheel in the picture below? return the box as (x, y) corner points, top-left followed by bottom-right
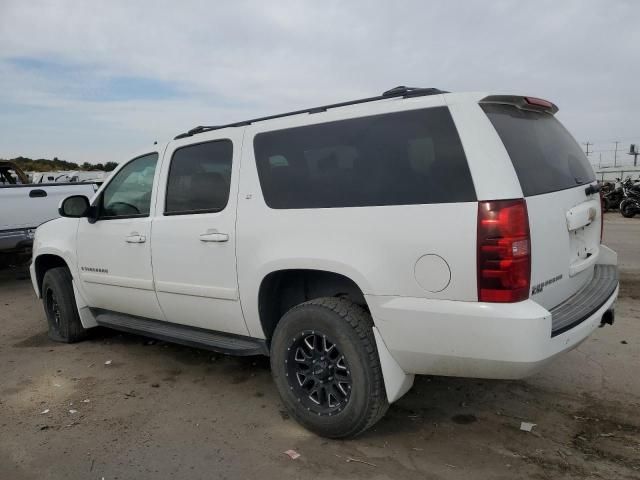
(45, 287), (62, 328)
(270, 297), (389, 438)
(285, 331), (352, 416)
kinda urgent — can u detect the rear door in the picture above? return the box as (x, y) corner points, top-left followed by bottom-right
(481, 102), (600, 310)
(151, 131), (248, 335)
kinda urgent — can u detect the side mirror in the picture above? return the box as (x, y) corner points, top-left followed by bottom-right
(59, 195), (90, 218)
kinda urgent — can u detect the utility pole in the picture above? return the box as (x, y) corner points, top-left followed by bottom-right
(629, 144), (639, 167)
(599, 153), (602, 168)
(583, 142), (592, 157)
(614, 141), (619, 167)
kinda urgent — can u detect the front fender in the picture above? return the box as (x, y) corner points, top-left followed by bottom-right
(31, 217), (80, 297)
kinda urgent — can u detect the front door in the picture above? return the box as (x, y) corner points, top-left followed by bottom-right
(76, 152), (165, 320)
(151, 132), (248, 335)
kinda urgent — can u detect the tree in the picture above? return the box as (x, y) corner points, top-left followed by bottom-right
(104, 162), (118, 172)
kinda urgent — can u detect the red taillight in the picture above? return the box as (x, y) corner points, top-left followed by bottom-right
(524, 96), (554, 109)
(477, 199), (531, 302)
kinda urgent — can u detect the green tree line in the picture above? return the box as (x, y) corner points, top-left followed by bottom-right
(2, 156), (118, 172)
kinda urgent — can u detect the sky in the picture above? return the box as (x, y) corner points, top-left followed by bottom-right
(0, 0), (639, 167)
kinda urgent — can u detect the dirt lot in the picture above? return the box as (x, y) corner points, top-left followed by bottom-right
(1, 215), (639, 480)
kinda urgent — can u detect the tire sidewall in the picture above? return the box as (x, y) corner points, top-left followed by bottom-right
(271, 303), (378, 438)
(620, 200), (636, 218)
(42, 268), (82, 342)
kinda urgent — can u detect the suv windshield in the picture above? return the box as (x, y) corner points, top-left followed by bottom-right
(482, 103), (595, 196)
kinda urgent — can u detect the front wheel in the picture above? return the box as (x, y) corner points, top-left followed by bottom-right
(42, 267), (87, 343)
(270, 297), (388, 438)
(620, 199), (636, 218)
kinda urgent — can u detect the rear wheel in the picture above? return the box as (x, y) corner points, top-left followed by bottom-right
(603, 197), (615, 211)
(270, 297), (388, 438)
(620, 199), (636, 218)
(42, 267), (87, 343)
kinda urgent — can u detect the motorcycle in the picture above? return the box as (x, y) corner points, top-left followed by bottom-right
(601, 178), (625, 211)
(619, 178), (640, 218)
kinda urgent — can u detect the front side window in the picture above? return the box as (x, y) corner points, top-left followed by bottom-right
(253, 107), (476, 209)
(100, 153), (158, 218)
(165, 140), (233, 215)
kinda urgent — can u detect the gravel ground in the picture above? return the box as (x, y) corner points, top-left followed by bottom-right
(0, 215), (638, 479)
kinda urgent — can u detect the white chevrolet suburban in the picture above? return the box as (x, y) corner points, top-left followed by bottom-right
(30, 87), (618, 438)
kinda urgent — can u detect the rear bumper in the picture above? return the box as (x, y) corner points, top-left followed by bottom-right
(367, 268), (618, 380)
(0, 227), (34, 252)
(550, 265), (618, 336)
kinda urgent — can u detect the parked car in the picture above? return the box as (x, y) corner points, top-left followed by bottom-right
(1, 160), (30, 185)
(0, 160), (98, 267)
(29, 170), (108, 184)
(29, 87), (618, 438)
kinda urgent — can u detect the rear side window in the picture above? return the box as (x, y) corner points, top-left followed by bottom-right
(253, 107), (475, 209)
(165, 140), (233, 215)
(482, 104), (595, 196)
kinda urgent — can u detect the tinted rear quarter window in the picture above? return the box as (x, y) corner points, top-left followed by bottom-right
(165, 140), (233, 215)
(481, 104), (595, 196)
(253, 106), (476, 209)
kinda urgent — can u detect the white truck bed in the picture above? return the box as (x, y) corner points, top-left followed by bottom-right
(0, 183), (97, 252)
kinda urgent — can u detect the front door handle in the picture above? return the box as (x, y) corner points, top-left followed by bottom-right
(199, 231), (229, 242)
(125, 233), (146, 243)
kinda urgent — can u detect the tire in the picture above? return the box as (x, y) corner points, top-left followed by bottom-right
(270, 297), (388, 438)
(620, 200), (636, 218)
(603, 198), (614, 212)
(42, 267), (87, 343)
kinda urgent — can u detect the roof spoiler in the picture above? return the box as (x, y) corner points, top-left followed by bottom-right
(479, 95), (559, 114)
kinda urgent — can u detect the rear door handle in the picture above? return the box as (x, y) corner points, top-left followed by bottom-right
(125, 234), (146, 243)
(199, 231), (229, 242)
(29, 189), (47, 198)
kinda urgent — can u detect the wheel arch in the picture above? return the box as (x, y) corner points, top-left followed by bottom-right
(257, 268), (368, 341)
(34, 254), (69, 297)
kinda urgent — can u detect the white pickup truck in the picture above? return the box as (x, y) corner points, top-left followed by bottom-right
(29, 87), (618, 438)
(0, 161), (98, 266)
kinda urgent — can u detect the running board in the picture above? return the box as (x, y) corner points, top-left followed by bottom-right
(93, 309), (268, 356)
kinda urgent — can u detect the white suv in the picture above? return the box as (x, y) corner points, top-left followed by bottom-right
(30, 87), (618, 438)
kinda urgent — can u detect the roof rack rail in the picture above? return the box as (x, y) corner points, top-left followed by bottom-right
(174, 86), (448, 140)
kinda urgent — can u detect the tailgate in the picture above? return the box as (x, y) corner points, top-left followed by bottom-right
(481, 99), (600, 311)
(526, 186), (601, 310)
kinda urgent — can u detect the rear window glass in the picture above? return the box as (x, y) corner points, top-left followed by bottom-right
(482, 104), (595, 196)
(253, 107), (476, 209)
